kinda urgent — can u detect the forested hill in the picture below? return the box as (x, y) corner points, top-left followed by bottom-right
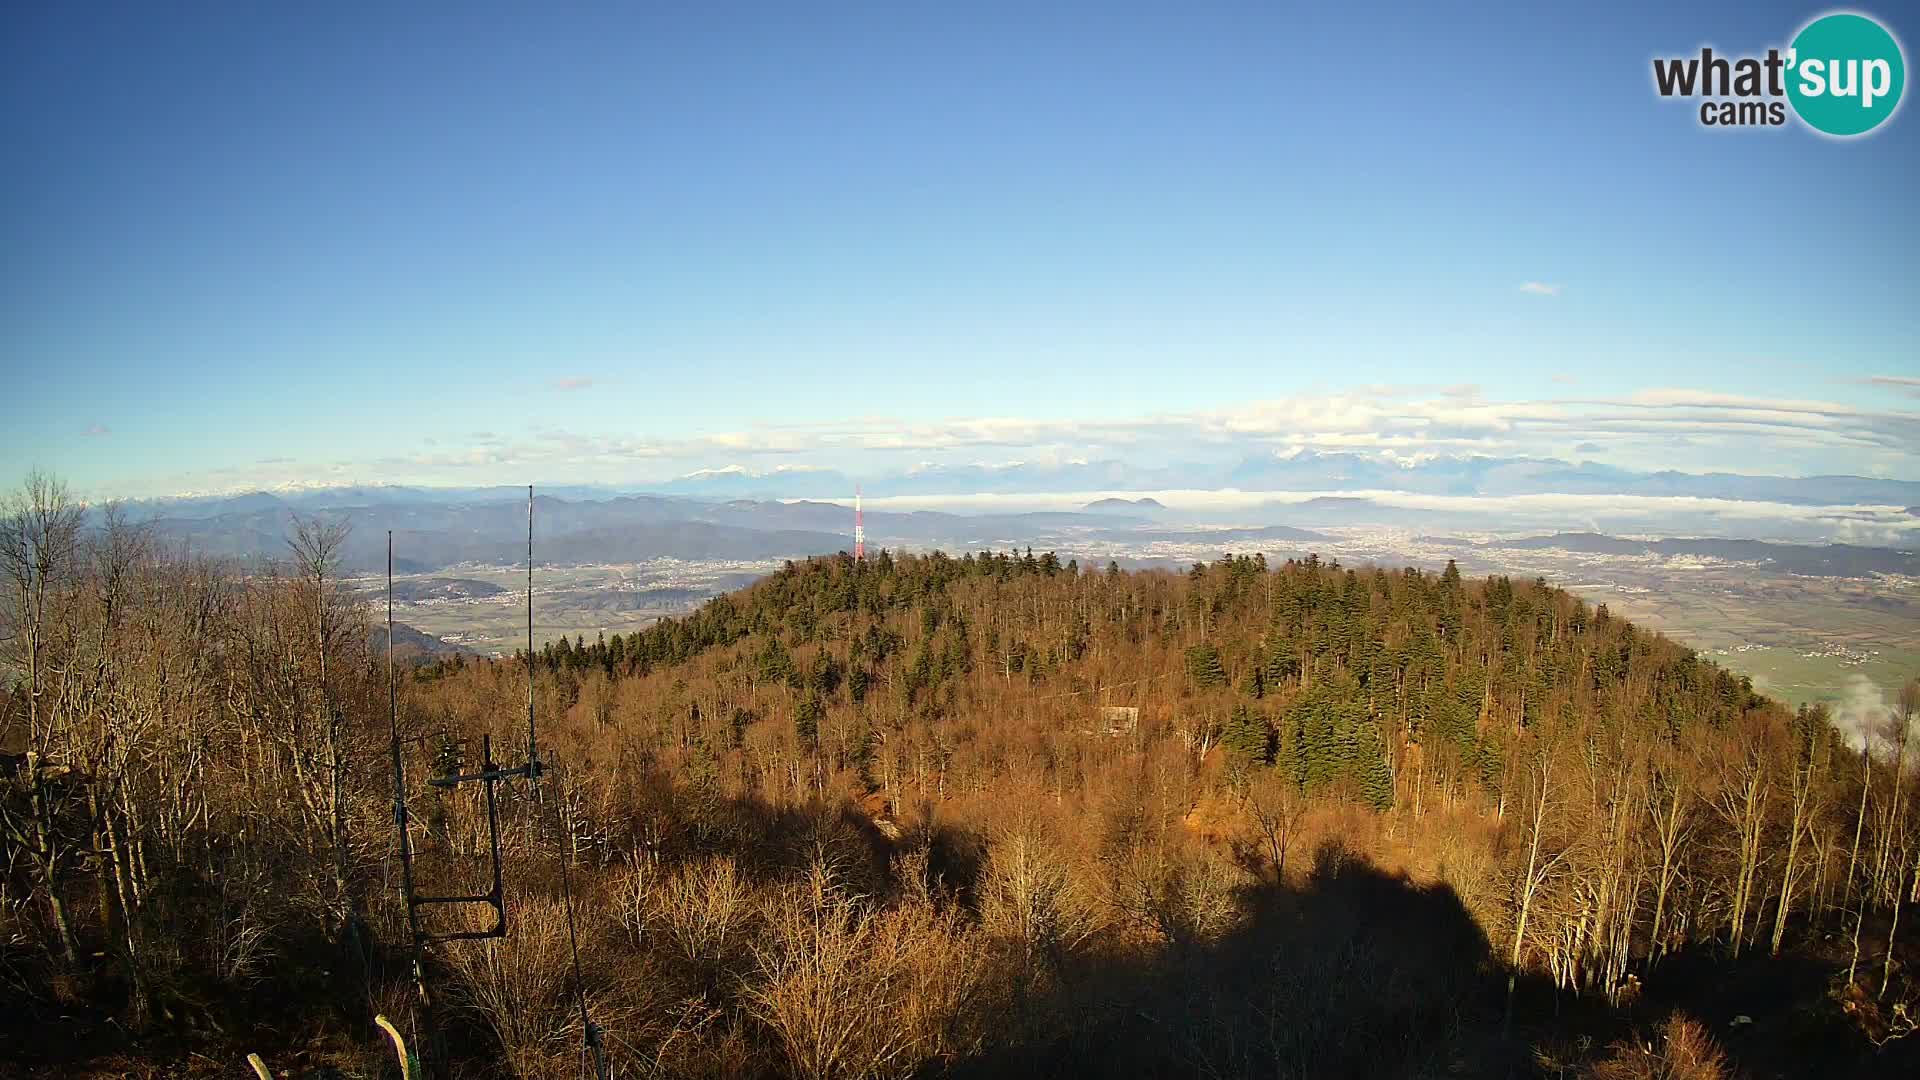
(492, 548), (1765, 812)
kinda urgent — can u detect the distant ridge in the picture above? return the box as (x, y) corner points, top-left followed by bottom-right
(1098, 523), (1327, 545)
(1483, 532), (1918, 577)
(369, 621), (476, 663)
(126, 493), (1143, 572)
(1084, 496), (1166, 512)
(116, 454), (1920, 518)
(376, 577), (508, 603)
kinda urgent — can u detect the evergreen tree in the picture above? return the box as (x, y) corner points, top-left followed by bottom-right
(1186, 643), (1227, 690)
(758, 637), (797, 688)
(794, 690), (823, 747)
(1241, 662), (1266, 700)
(1221, 704), (1274, 767)
(1264, 627), (1298, 687)
(1355, 719), (1394, 811)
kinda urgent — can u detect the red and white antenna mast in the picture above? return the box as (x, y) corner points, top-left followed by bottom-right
(854, 486), (865, 561)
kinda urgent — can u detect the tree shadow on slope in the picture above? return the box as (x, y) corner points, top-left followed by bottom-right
(1626, 926), (1920, 1080)
(951, 838), (1523, 1080)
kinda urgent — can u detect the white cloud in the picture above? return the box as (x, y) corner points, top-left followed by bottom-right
(94, 382), (1919, 500)
(1519, 282), (1563, 296)
(1831, 674), (1902, 754)
(82, 423), (111, 438)
(551, 376), (594, 391)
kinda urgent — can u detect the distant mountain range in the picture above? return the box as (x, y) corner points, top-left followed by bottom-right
(115, 452), (1920, 522)
(1427, 532), (1919, 578)
(1085, 497), (1166, 513)
(1115, 524), (1328, 545)
(135, 496), (850, 572)
(118, 483), (618, 521)
(69, 479), (1913, 591)
(640, 452), (1920, 507)
(96, 451), (1918, 573)
(120, 493), (1164, 573)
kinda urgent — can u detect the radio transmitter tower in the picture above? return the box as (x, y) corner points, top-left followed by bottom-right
(854, 486), (865, 561)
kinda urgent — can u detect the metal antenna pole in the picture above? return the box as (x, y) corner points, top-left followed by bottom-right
(522, 486), (607, 1079)
(384, 524), (549, 1075)
(387, 533), (440, 1076)
(411, 487), (535, 935)
(387, 535), (416, 935)
(528, 485), (539, 775)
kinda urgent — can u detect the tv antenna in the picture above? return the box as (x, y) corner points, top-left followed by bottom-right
(385, 486), (610, 1079)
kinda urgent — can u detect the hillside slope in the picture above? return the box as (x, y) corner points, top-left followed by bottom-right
(11, 548), (1918, 1078)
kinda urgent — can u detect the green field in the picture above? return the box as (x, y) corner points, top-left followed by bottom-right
(1558, 576), (1919, 710)
(1698, 645), (1917, 708)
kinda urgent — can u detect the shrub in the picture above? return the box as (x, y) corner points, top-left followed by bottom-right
(749, 858), (993, 1080)
(1590, 1014), (1731, 1080)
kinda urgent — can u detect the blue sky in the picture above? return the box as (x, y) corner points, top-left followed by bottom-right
(3, 1), (1915, 497)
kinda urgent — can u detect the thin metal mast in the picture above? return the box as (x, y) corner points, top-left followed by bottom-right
(528, 485), (539, 773)
(854, 485), (865, 561)
(387, 532), (439, 1075)
(387, 532), (419, 942)
(524, 485), (607, 1079)
(383, 506), (560, 1076)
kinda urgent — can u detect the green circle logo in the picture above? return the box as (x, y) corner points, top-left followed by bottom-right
(1787, 12), (1906, 136)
